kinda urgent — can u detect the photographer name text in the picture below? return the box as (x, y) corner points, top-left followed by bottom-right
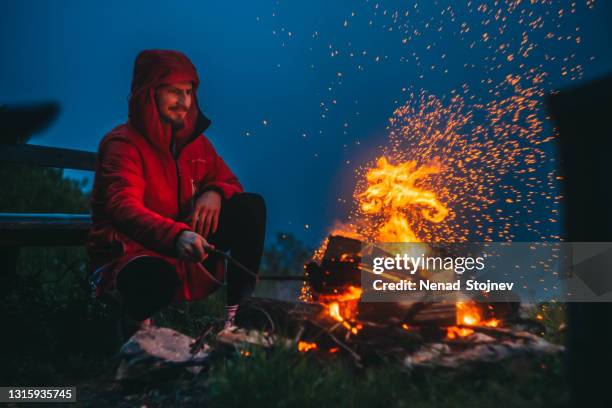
(371, 279), (514, 292)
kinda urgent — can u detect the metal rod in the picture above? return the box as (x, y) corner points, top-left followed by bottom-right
(207, 248), (308, 282)
(258, 275), (309, 281)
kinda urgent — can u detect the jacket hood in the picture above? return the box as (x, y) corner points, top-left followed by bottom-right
(128, 49), (211, 152)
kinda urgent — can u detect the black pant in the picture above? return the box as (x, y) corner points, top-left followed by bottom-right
(116, 192), (266, 321)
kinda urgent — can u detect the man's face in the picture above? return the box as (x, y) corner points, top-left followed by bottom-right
(155, 81), (193, 129)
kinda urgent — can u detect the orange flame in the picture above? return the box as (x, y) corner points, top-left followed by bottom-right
(327, 221), (363, 242)
(298, 341), (318, 352)
(446, 301), (501, 338)
(317, 286), (363, 334)
(358, 157), (449, 243)
(446, 326), (475, 339)
(303, 157), (453, 339)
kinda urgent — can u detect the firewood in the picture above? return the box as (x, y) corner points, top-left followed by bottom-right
(358, 301), (456, 326)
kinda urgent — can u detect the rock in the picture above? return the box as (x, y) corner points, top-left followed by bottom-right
(116, 326), (211, 381)
(404, 330), (564, 369)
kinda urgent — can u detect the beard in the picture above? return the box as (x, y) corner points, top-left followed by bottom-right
(160, 112), (186, 131)
(169, 118), (185, 131)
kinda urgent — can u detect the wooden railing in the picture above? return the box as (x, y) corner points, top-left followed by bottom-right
(0, 143), (95, 246)
(0, 213), (92, 246)
(0, 143), (96, 171)
(0, 143), (95, 295)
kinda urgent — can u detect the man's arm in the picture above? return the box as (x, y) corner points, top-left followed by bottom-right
(190, 138), (244, 237)
(199, 137), (244, 199)
(100, 138), (190, 255)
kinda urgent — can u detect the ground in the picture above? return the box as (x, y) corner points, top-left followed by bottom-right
(3, 259), (569, 408)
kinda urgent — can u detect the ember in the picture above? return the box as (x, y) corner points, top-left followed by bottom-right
(298, 341), (318, 352)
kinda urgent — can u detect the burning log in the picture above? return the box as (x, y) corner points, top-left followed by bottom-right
(306, 234), (523, 333)
(305, 235), (362, 295)
(358, 301), (456, 327)
(305, 234), (459, 328)
(235, 297), (324, 334)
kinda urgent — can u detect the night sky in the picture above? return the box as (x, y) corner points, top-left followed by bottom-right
(2, 1), (611, 246)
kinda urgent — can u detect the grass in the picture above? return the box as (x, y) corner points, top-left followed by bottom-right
(155, 290), (228, 337)
(204, 345), (567, 408)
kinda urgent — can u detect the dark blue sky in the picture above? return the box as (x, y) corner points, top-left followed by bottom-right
(2, 1), (611, 246)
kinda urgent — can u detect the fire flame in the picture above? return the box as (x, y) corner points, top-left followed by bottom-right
(317, 286), (363, 335)
(446, 301), (501, 338)
(298, 287), (363, 352)
(358, 157), (449, 243)
(298, 341), (318, 352)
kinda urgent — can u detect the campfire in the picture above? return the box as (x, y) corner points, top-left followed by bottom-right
(115, 155), (563, 379)
(260, 154), (562, 367)
(299, 155), (505, 347)
(301, 232), (508, 347)
(246, 223), (559, 369)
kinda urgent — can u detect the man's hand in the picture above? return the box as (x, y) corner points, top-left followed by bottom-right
(190, 190), (222, 237)
(176, 230), (214, 263)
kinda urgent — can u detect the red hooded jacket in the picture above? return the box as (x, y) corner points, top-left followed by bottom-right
(87, 50), (243, 301)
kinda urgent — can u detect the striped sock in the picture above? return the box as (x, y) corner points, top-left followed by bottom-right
(224, 304), (239, 329)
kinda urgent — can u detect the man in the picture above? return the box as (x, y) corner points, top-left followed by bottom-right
(87, 50), (266, 339)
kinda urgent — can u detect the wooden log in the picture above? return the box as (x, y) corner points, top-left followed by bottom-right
(234, 298), (443, 352)
(323, 235), (362, 261)
(408, 303), (456, 326)
(358, 301), (456, 327)
(306, 235), (363, 294)
(235, 297), (324, 335)
(204, 297), (561, 370)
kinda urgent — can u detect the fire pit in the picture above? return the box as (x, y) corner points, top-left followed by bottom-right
(225, 233), (563, 370)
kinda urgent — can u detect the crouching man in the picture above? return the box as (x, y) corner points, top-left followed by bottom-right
(86, 49), (266, 340)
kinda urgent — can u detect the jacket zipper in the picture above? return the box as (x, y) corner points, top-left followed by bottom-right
(171, 137), (182, 220)
(172, 133), (201, 221)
